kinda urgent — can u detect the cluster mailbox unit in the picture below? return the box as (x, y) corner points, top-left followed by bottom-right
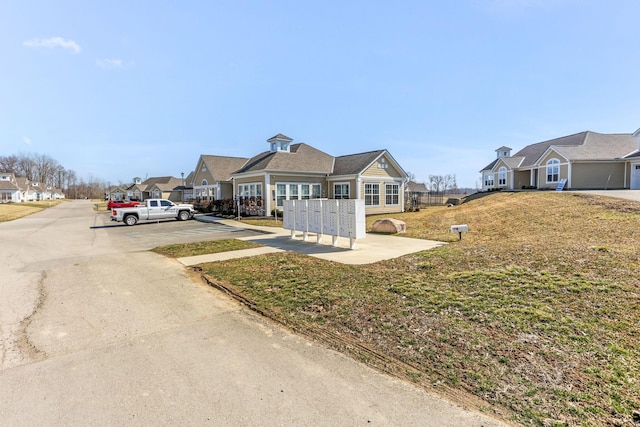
(283, 199), (366, 249)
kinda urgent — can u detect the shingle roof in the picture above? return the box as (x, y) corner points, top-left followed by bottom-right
(15, 177), (29, 190)
(553, 132), (638, 160)
(480, 158), (499, 172)
(0, 180), (19, 190)
(514, 131), (588, 167)
(201, 155), (249, 181)
(235, 143), (334, 174)
(406, 181), (428, 193)
(332, 150), (386, 176)
(267, 133), (293, 142)
(142, 176), (184, 191)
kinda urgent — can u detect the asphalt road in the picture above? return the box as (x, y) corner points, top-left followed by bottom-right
(0, 201), (505, 426)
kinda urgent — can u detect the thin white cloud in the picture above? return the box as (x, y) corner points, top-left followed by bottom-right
(96, 58), (123, 68)
(22, 136), (32, 145)
(23, 37), (81, 54)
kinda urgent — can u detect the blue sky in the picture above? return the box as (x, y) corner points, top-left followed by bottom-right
(2, 0), (639, 189)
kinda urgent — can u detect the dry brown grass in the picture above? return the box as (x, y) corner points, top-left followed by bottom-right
(0, 200), (67, 222)
(195, 192), (640, 426)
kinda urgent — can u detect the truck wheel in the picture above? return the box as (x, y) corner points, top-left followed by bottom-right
(124, 215), (138, 226)
(178, 210), (190, 221)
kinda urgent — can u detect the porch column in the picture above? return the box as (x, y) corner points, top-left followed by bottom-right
(265, 173), (271, 217)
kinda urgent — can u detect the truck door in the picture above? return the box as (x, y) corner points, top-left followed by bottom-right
(160, 199), (178, 218)
(147, 200), (162, 219)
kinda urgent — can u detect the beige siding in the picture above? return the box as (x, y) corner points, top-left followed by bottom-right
(571, 163), (626, 189)
(220, 183), (234, 199)
(359, 180), (404, 215)
(361, 156), (403, 178)
(513, 170), (531, 189)
(193, 158), (216, 186)
(539, 151), (568, 165)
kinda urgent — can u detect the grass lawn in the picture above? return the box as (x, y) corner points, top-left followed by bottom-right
(152, 239), (263, 258)
(0, 200), (67, 222)
(191, 192), (640, 426)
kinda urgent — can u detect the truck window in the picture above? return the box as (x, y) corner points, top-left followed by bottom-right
(150, 200), (158, 207)
(160, 200), (172, 207)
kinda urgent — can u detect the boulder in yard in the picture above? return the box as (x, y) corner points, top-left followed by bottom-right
(372, 218), (406, 234)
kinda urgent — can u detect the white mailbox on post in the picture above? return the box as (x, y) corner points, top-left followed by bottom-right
(450, 224), (468, 240)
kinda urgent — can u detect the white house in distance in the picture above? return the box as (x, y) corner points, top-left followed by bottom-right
(0, 173), (64, 202)
(480, 128), (640, 191)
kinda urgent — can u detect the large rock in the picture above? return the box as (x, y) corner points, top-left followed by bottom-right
(372, 218), (406, 234)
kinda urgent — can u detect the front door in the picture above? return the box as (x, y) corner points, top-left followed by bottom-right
(631, 163), (640, 190)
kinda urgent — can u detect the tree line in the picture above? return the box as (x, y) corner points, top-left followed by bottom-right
(0, 153), (107, 199)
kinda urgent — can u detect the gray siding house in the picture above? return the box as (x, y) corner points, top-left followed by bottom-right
(480, 129), (640, 191)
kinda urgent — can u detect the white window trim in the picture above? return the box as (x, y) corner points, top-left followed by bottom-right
(498, 167), (507, 186)
(364, 183), (380, 207)
(385, 183), (399, 206)
(275, 182), (322, 207)
(546, 159), (560, 183)
(334, 182), (350, 199)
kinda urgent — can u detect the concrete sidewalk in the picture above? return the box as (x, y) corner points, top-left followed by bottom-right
(177, 215), (446, 266)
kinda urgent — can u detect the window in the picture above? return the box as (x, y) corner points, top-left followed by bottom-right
(238, 183), (262, 197)
(160, 200), (172, 207)
(546, 159), (559, 183)
(498, 167), (507, 186)
(364, 183), (379, 206)
(334, 183), (349, 199)
(276, 184), (286, 207)
(377, 158), (389, 169)
(484, 174), (494, 187)
(201, 179), (208, 186)
(276, 182), (322, 207)
(385, 184), (399, 205)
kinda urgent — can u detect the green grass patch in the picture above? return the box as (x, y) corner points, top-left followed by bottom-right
(152, 239), (263, 258)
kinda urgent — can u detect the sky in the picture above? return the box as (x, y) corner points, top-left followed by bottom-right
(1, 0), (640, 189)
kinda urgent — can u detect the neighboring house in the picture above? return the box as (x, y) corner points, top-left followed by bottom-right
(191, 155), (249, 202)
(194, 133), (409, 216)
(30, 182), (51, 201)
(50, 188), (65, 199)
(406, 181), (429, 207)
(480, 129), (640, 191)
(140, 176), (185, 201)
(107, 185), (128, 201)
(125, 177), (145, 201)
(0, 172), (22, 203)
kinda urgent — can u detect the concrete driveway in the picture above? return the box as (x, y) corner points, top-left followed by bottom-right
(0, 200), (505, 426)
(570, 189), (640, 202)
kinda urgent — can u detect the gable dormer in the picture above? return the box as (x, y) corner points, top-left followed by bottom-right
(495, 146), (512, 158)
(268, 133), (293, 153)
(0, 173), (11, 181)
(133, 177), (142, 185)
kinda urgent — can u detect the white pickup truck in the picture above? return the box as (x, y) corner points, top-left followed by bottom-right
(110, 199), (195, 226)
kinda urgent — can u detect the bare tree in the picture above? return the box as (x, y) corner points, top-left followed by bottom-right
(0, 155), (19, 173)
(429, 175), (444, 193)
(443, 174), (457, 194)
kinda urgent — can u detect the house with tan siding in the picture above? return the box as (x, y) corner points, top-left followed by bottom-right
(192, 133), (409, 216)
(480, 129), (640, 191)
